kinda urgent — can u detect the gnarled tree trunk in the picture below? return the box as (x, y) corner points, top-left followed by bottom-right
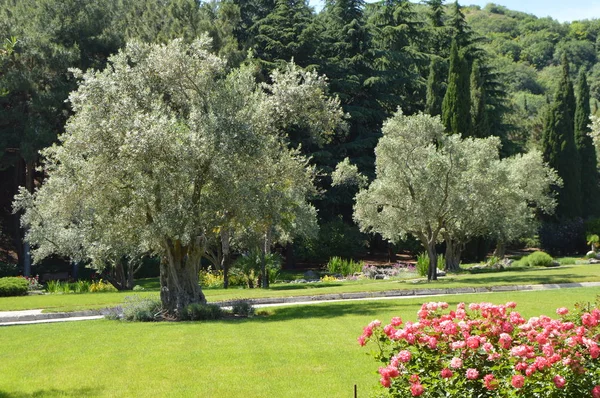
(160, 238), (206, 316)
(494, 240), (506, 258)
(444, 236), (463, 272)
(220, 229), (231, 289)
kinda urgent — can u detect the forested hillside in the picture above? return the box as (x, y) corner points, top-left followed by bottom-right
(1, 0), (599, 273)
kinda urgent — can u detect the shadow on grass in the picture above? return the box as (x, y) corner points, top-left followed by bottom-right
(0, 387), (102, 397)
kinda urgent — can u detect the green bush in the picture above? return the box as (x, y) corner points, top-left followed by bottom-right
(521, 251), (554, 267)
(416, 253), (445, 277)
(232, 250), (281, 288)
(121, 296), (163, 322)
(0, 277), (29, 297)
(0, 262), (19, 278)
(231, 300), (255, 317)
(182, 303), (223, 321)
(416, 253), (429, 277)
(325, 256), (363, 276)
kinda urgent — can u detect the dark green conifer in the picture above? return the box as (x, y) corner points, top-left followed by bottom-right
(542, 55), (582, 219)
(574, 69), (600, 217)
(442, 39), (471, 136)
(425, 57), (446, 116)
(470, 59), (489, 138)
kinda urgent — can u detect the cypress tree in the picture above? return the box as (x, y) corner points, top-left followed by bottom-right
(442, 39), (471, 136)
(470, 59), (489, 138)
(541, 55), (582, 219)
(425, 57), (446, 116)
(574, 69), (600, 217)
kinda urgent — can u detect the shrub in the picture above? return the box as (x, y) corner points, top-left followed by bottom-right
(199, 267), (224, 288)
(0, 277), (28, 297)
(182, 303), (223, 321)
(325, 256), (363, 276)
(359, 299), (600, 397)
(521, 251), (554, 267)
(416, 253), (429, 277)
(22, 275), (43, 291)
(0, 262), (19, 277)
(89, 279), (117, 292)
(231, 300), (255, 317)
(132, 285), (145, 291)
(46, 280), (70, 294)
(321, 275), (338, 283)
(232, 250), (282, 288)
(121, 296), (162, 322)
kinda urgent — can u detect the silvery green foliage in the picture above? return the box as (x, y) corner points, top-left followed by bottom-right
(331, 157), (367, 189)
(14, 37), (343, 308)
(354, 110), (559, 265)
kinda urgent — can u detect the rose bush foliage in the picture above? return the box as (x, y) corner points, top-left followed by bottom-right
(360, 298), (600, 397)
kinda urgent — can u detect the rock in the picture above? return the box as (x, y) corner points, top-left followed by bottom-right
(589, 258), (600, 264)
(437, 271), (446, 277)
(303, 270), (318, 279)
(587, 251), (596, 258)
(374, 274), (385, 280)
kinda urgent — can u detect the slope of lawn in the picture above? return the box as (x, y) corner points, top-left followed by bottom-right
(1, 263), (599, 312)
(0, 288), (598, 397)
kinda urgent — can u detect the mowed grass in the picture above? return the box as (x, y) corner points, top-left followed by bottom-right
(1, 263), (599, 312)
(0, 288), (598, 397)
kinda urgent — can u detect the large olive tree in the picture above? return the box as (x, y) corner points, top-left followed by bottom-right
(15, 37), (343, 315)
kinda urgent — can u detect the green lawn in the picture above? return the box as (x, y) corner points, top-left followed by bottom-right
(1, 263), (599, 312)
(0, 287), (598, 397)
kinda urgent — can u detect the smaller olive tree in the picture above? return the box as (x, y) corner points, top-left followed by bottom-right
(354, 110), (559, 279)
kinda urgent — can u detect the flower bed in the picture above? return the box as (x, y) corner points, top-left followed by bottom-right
(360, 298), (600, 397)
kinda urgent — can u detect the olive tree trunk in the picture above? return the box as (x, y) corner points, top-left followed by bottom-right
(444, 237), (463, 272)
(160, 238), (206, 316)
(220, 229), (231, 289)
(261, 229), (272, 289)
(493, 240), (506, 258)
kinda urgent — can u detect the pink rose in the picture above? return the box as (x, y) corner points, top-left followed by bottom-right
(440, 368), (453, 378)
(466, 368), (479, 380)
(553, 375), (566, 389)
(450, 357), (463, 369)
(556, 307), (569, 316)
(398, 350), (411, 363)
(591, 385), (600, 398)
(511, 375), (525, 389)
(410, 383), (424, 396)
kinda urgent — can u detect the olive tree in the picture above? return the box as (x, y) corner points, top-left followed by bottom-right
(353, 110), (559, 279)
(15, 37), (343, 315)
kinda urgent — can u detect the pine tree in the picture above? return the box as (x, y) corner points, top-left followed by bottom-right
(470, 59), (489, 138)
(367, 0), (425, 115)
(574, 69), (600, 217)
(252, 0), (314, 73)
(425, 57), (446, 116)
(423, 0), (444, 27)
(441, 39), (471, 136)
(542, 55), (582, 219)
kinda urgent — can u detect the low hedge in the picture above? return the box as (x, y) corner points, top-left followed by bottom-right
(0, 277), (29, 297)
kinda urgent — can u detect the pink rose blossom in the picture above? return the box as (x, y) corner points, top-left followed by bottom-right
(441, 368), (453, 378)
(466, 368), (479, 380)
(553, 375), (566, 388)
(410, 383), (424, 396)
(592, 385), (600, 398)
(556, 307), (569, 316)
(511, 375), (525, 389)
(450, 357), (463, 369)
(398, 350), (412, 363)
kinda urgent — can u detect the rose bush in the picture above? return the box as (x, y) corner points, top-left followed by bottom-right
(360, 298), (600, 397)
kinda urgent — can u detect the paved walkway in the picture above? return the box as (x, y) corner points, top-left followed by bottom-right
(2, 281), (600, 327)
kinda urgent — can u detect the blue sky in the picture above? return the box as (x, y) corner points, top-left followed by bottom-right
(307, 1), (600, 22)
